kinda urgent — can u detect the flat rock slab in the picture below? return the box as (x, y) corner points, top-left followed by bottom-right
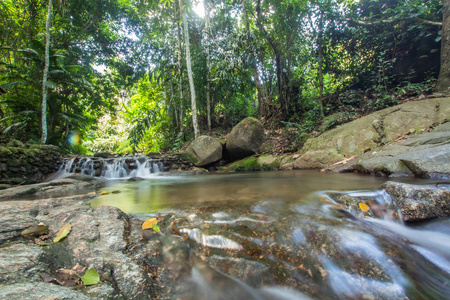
(0, 195), (160, 299)
(294, 98), (450, 169)
(356, 130), (450, 178)
(0, 174), (105, 201)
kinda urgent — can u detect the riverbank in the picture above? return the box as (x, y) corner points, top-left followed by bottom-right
(222, 97), (450, 179)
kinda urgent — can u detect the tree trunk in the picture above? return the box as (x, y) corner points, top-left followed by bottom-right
(242, 0), (264, 116)
(41, 0), (52, 144)
(318, 11), (324, 117)
(170, 77), (178, 129)
(179, 0), (199, 138)
(204, 0), (212, 131)
(437, 0), (450, 92)
(177, 21), (184, 134)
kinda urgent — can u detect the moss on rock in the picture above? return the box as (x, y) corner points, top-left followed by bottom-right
(222, 155), (281, 172)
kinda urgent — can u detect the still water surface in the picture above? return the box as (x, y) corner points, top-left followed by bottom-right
(90, 171), (409, 213)
(89, 171), (450, 299)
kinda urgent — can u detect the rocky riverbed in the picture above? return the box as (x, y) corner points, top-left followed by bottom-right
(0, 175), (448, 299)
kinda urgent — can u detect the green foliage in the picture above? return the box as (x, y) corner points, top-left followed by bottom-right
(121, 74), (172, 153)
(0, 0), (443, 153)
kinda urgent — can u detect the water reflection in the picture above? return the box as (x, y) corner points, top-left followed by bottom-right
(90, 171), (393, 213)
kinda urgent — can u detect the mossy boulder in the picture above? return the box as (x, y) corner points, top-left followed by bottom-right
(226, 117), (265, 159)
(223, 155), (281, 172)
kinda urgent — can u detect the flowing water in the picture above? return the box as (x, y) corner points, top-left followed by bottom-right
(87, 171), (449, 299)
(48, 156), (164, 181)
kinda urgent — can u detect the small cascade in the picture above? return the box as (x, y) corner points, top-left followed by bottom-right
(54, 156), (164, 180)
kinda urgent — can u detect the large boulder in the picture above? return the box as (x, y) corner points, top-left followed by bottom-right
(226, 117), (265, 159)
(293, 98), (450, 169)
(185, 135), (223, 167)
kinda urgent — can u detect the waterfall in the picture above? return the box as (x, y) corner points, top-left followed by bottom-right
(52, 156), (164, 180)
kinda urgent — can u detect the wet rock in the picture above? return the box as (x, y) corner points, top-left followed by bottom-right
(223, 155), (282, 172)
(128, 176), (144, 181)
(226, 117), (266, 159)
(185, 135), (223, 167)
(382, 181), (450, 221)
(0, 176), (104, 201)
(93, 152), (115, 158)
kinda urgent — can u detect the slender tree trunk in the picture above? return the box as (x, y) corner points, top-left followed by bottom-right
(41, 0), (52, 144)
(204, 0), (212, 131)
(437, 0), (450, 92)
(318, 11), (324, 117)
(179, 0), (199, 138)
(177, 22), (184, 134)
(170, 78), (178, 129)
(242, 0), (264, 116)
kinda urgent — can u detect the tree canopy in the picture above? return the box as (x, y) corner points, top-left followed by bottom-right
(0, 0), (445, 153)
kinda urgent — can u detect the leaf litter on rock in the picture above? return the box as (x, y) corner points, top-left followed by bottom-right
(80, 268), (101, 286)
(21, 224), (49, 239)
(142, 217), (161, 233)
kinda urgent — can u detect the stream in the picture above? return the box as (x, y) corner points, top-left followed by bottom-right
(87, 171), (449, 299)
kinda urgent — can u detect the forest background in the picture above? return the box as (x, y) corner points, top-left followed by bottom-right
(0, 0), (448, 155)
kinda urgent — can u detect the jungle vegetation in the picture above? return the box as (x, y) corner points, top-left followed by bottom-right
(0, 0), (447, 154)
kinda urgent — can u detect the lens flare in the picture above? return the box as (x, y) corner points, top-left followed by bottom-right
(68, 131), (81, 146)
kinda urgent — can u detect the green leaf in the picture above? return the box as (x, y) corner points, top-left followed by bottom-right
(53, 223), (72, 243)
(152, 224), (161, 233)
(80, 268), (100, 286)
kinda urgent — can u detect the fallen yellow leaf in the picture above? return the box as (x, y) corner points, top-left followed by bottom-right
(100, 191), (110, 195)
(53, 224), (72, 243)
(142, 218), (158, 230)
(359, 202), (370, 213)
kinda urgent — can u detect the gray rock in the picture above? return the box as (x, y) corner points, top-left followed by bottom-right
(382, 181), (450, 221)
(226, 117), (265, 159)
(356, 130), (450, 178)
(0, 197), (155, 299)
(294, 98), (450, 169)
(0, 177), (103, 201)
(93, 152), (115, 158)
(0, 244), (45, 283)
(185, 135), (223, 167)
(0, 283), (91, 299)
